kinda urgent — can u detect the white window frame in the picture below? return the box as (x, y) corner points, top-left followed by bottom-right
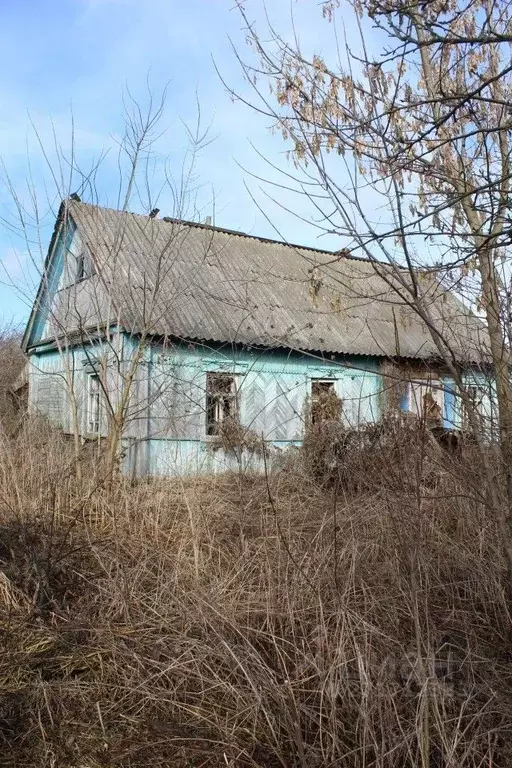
(406, 379), (444, 421)
(206, 372), (239, 436)
(87, 373), (102, 435)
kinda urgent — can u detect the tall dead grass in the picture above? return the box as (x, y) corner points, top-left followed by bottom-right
(0, 418), (511, 767)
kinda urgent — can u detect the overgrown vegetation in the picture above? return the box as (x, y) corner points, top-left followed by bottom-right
(235, 0), (512, 611)
(0, 326), (25, 434)
(0, 409), (511, 767)
(210, 417), (266, 460)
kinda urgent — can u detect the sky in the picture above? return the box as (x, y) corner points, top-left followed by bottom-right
(0, 0), (357, 327)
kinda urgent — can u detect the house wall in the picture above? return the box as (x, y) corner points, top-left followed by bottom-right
(27, 218), (115, 351)
(27, 332), (127, 438)
(122, 339), (385, 476)
(129, 342), (496, 476)
(28, 348), (76, 434)
(28, 333), (494, 478)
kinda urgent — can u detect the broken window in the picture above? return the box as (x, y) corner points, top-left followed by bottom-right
(311, 379), (341, 424)
(206, 373), (239, 435)
(87, 373), (102, 434)
(407, 380), (444, 425)
(76, 251), (85, 280)
(76, 249), (95, 281)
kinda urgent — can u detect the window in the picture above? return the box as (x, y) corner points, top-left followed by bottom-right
(407, 379), (444, 425)
(206, 373), (238, 435)
(76, 251), (85, 280)
(462, 385), (484, 431)
(311, 379), (341, 424)
(76, 249), (95, 281)
(87, 373), (101, 434)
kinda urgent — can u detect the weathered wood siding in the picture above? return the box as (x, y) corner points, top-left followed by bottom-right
(28, 333), (128, 438)
(27, 217), (116, 350)
(121, 340), (384, 476)
(29, 333), (495, 478)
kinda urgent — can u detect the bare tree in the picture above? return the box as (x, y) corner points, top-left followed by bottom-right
(231, 0), (512, 592)
(3, 85), (214, 485)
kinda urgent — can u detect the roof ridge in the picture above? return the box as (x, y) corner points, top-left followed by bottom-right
(68, 198), (367, 262)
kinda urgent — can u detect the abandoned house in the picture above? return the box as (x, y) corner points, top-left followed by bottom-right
(21, 198), (492, 475)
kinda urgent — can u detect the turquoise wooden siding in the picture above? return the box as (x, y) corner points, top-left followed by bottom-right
(29, 332), (496, 478)
(28, 349), (75, 433)
(121, 340), (383, 476)
(28, 332), (127, 438)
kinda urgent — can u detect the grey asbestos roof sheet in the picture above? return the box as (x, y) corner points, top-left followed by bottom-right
(65, 200), (487, 361)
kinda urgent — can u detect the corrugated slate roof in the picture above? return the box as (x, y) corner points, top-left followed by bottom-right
(43, 199), (489, 361)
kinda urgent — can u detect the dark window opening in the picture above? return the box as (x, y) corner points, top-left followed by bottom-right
(206, 373), (238, 435)
(76, 250), (95, 281)
(76, 251), (85, 280)
(311, 379), (340, 424)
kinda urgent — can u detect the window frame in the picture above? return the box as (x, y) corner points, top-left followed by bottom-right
(76, 250), (86, 281)
(87, 372), (102, 435)
(310, 378), (338, 424)
(406, 378), (444, 421)
(461, 384), (485, 431)
(205, 372), (239, 436)
(75, 249), (96, 283)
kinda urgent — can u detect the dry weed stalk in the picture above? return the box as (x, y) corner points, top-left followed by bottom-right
(0, 418), (510, 767)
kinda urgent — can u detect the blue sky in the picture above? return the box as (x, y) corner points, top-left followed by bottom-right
(0, 0), (358, 326)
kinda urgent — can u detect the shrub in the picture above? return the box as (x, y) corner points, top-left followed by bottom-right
(209, 416), (266, 460)
(0, 324), (25, 433)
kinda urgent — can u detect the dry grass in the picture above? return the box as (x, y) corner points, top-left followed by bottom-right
(0, 419), (511, 767)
